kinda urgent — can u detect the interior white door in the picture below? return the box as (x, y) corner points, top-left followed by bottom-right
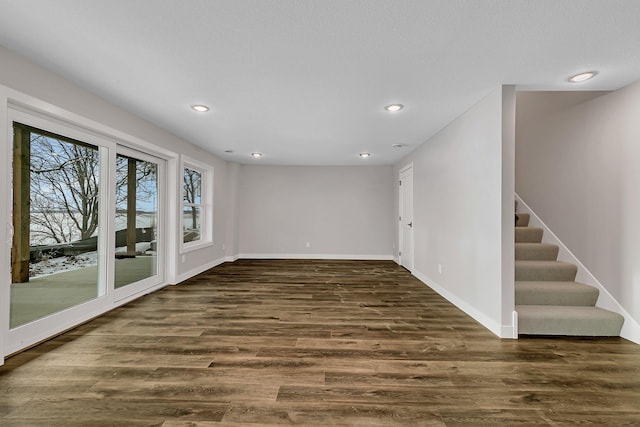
(399, 166), (414, 271)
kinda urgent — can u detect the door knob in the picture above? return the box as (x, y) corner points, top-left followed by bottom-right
(408, 222), (412, 228)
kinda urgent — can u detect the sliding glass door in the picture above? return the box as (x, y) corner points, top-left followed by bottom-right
(7, 109), (166, 354)
(113, 147), (164, 300)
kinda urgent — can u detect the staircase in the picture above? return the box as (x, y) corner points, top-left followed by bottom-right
(515, 213), (624, 336)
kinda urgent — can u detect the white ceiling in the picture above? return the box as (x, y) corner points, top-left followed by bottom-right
(1, 0), (639, 165)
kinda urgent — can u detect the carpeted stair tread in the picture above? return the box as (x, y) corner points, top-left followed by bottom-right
(515, 281), (599, 306)
(515, 260), (577, 281)
(515, 212), (530, 227)
(516, 305), (624, 336)
(515, 243), (559, 260)
(515, 227), (543, 243)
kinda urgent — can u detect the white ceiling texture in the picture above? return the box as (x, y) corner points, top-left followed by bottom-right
(0, 0), (639, 165)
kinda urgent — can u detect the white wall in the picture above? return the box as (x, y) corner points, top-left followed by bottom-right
(395, 86), (516, 337)
(516, 84), (640, 340)
(501, 86), (516, 337)
(225, 162), (241, 259)
(238, 165), (394, 258)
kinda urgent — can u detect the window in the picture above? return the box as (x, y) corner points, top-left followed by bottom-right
(183, 167), (202, 243)
(181, 157), (213, 251)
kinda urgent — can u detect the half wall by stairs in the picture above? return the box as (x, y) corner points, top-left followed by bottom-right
(515, 213), (624, 336)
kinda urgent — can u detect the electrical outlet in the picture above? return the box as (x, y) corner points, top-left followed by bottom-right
(306, 242), (311, 248)
(438, 263), (442, 274)
(181, 255), (186, 263)
(222, 243), (226, 250)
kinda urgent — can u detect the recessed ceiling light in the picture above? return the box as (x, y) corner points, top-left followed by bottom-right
(224, 150), (234, 154)
(251, 152), (263, 158)
(391, 143), (405, 148)
(385, 104), (404, 112)
(359, 152), (371, 158)
(568, 71), (598, 83)
(191, 104), (210, 112)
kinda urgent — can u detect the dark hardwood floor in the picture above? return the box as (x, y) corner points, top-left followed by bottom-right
(1, 259), (639, 426)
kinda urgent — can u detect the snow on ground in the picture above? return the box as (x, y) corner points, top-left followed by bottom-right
(29, 251), (98, 278)
(114, 242), (152, 254)
(29, 242), (154, 278)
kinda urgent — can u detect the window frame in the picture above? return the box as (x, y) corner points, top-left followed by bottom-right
(180, 155), (213, 253)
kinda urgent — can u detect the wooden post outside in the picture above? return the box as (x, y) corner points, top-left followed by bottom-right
(11, 126), (31, 283)
(126, 158), (137, 256)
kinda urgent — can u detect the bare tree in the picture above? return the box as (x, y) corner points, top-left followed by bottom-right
(30, 133), (100, 244)
(27, 125), (161, 247)
(183, 167), (201, 230)
(115, 155), (158, 213)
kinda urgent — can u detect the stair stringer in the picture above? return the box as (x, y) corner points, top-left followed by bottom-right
(515, 193), (639, 344)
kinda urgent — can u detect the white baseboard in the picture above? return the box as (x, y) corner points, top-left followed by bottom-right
(174, 256), (227, 284)
(504, 310), (518, 339)
(225, 254), (240, 263)
(516, 193), (640, 344)
(412, 269), (515, 339)
(237, 253), (394, 261)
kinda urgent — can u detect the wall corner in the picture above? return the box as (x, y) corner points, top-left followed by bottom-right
(501, 85), (517, 333)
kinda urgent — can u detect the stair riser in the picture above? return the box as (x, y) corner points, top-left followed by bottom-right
(518, 321), (623, 336)
(515, 213), (530, 227)
(515, 243), (559, 261)
(518, 310), (624, 336)
(516, 293), (598, 306)
(515, 227), (543, 243)
(515, 283), (599, 306)
(515, 264), (577, 281)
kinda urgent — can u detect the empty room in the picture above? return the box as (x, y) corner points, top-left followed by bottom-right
(0, 1), (639, 425)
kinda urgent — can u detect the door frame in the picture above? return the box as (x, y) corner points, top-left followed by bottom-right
(398, 163), (414, 272)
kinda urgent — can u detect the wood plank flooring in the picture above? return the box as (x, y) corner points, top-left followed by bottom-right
(1, 259), (639, 426)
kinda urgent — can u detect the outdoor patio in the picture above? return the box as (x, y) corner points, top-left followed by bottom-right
(10, 256), (156, 328)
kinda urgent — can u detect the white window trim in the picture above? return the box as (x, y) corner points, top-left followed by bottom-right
(180, 155), (214, 254)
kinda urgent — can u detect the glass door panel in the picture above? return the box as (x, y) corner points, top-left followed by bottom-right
(114, 151), (160, 290)
(10, 123), (103, 328)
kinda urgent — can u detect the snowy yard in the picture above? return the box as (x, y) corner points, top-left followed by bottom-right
(29, 242), (154, 278)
